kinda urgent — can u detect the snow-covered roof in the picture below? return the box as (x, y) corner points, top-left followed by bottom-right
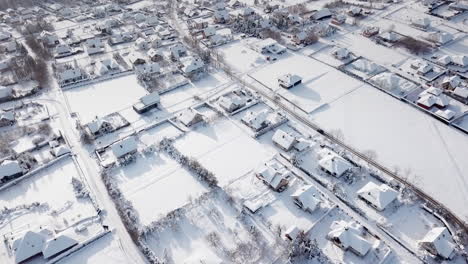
(111, 136), (137, 158)
(357, 182), (398, 211)
(181, 57), (204, 74)
(13, 231), (46, 263)
(438, 55), (452, 65)
(291, 185), (321, 212)
(285, 226), (301, 240)
(312, 8), (332, 20)
(420, 227), (455, 259)
(453, 87), (468, 99)
(0, 110), (14, 121)
(332, 47), (350, 59)
(278, 74), (302, 87)
(52, 146), (71, 157)
(59, 68), (82, 82)
(413, 17), (430, 28)
(178, 109), (202, 127)
(442, 75), (461, 88)
(435, 109), (455, 120)
(318, 151), (352, 177)
(272, 129), (296, 151)
(140, 92), (160, 106)
(242, 110), (269, 130)
(327, 220), (372, 257)
(257, 160), (291, 190)
(0, 159), (22, 180)
(452, 55), (468, 67)
(87, 118), (111, 134)
(217, 95), (245, 111)
(42, 234), (78, 259)
(203, 26), (216, 37)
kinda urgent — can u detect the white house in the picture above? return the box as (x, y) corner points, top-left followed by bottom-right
(170, 43), (188, 59)
(203, 26), (216, 38)
(412, 17), (431, 29)
(419, 227), (455, 259)
(111, 136), (137, 159)
(40, 31), (59, 46)
(435, 109), (456, 121)
(256, 160), (291, 192)
(58, 68), (85, 86)
(135, 37), (149, 50)
(180, 57), (205, 76)
(86, 118), (113, 137)
(291, 185), (321, 213)
(272, 129), (297, 151)
(137, 62), (160, 75)
(85, 38), (105, 55)
(0, 110), (15, 127)
(42, 234), (78, 259)
(242, 110), (269, 131)
(0, 30), (12, 41)
(357, 182), (398, 211)
(0, 159), (23, 181)
(178, 109), (204, 127)
(55, 43), (72, 57)
(217, 95), (246, 113)
(312, 8), (332, 20)
(332, 47), (350, 60)
(318, 151), (352, 177)
(278, 74), (302, 89)
(133, 92), (160, 114)
(453, 87), (468, 99)
(327, 220), (372, 257)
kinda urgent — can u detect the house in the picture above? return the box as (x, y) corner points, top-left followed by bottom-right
(318, 151), (352, 177)
(272, 129), (297, 151)
(419, 227), (455, 259)
(452, 55), (468, 68)
(0, 85), (13, 101)
(348, 7), (362, 17)
(170, 43), (187, 59)
(327, 220), (372, 257)
(51, 145), (71, 157)
(3, 41), (17, 53)
(291, 185), (321, 213)
(278, 74), (302, 88)
(438, 55), (452, 66)
(40, 31), (59, 46)
(417, 87), (449, 109)
(252, 38), (286, 54)
(0, 30), (12, 41)
(209, 34), (226, 47)
(98, 59), (120, 76)
(435, 109), (456, 121)
(217, 95), (246, 113)
(214, 10), (230, 23)
(378, 31), (399, 43)
(58, 68), (85, 86)
(242, 110), (269, 131)
(137, 62), (160, 75)
(85, 38), (105, 55)
(203, 26), (216, 38)
(0, 110), (15, 127)
(133, 92), (160, 114)
(42, 234), (78, 259)
(128, 53), (146, 66)
(428, 32), (453, 45)
(55, 43), (72, 57)
(285, 226), (304, 241)
(412, 17), (430, 29)
(134, 13), (147, 23)
(362, 26), (379, 37)
(331, 14), (347, 25)
(180, 57), (205, 77)
(240, 7), (255, 18)
(453, 87), (468, 100)
(256, 160), (291, 192)
(135, 37), (149, 50)
(148, 48), (163, 62)
(12, 231), (46, 263)
(109, 32), (134, 45)
(417, 62), (433, 76)
(178, 109), (203, 127)
(111, 136), (137, 159)
(86, 118), (113, 137)
(0, 159), (23, 181)
(312, 8), (332, 20)
(332, 47), (350, 60)
(357, 182), (398, 211)
(441, 75), (461, 90)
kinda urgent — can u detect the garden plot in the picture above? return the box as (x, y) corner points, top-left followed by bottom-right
(307, 207), (392, 264)
(308, 84), (468, 221)
(139, 121), (184, 146)
(173, 118), (276, 186)
(145, 191), (279, 264)
(65, 75), (148, 124)
(215, 39), (268, 74)
(113, 153), (209, 225)
(249, 53), (364, 114)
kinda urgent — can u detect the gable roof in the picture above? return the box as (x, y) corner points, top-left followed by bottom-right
(0, 159), (22, 179)
(111, 136), (137, 158)
(140, 92), (160, 106)
(42, 234), (78, 259)
(13, 231), (46, 263)
(328, 220), (372, 257)
(357, 182), (398, 211)
(420, 227), (455, 259)
(318, 151), (352, 177)
(272, 129), (296, 150)
(291, 185), (321, 212)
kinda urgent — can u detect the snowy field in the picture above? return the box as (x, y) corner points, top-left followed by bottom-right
(65, 75), (148, 124)
(249, 53), (364, 113)
(215, 39), (268, 74)
(309, 84), (468, 220)
(113, 153), (209, 225)
(174, 117), (276, 186)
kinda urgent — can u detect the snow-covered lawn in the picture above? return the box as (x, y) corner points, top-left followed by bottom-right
(249, 53), (364, 113)
(113, 153), (209, 225)
(309, 84), (468, 220)
(65, 75), (148, 123)
(215, 39), (268, 74)
(174, 118), (276, 186)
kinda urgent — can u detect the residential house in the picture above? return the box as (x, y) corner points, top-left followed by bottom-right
(51, 145), (71, 157)
(214, 10), (230, 23)
(98, 59), (120, 76)
(41, 31), (60, 46)
(348, 7), (362, 17)
(55, 43), (72, 57)
(332, 47), (350, 60)
(278, 74), (302, 89)
(256, 160), (291, 192)
(135, 37), (149, 50)
(242, 110), (269, 132)
(178, 109), (203, 127)
(0, 85), (13, 101)
(362, 26), (379, 37)
(327, 220), (372, 257)
(435, 109), (456, 121)
(111, 136), (137, 159)
(417, 87), (449, 109)
(453, 87), (468, 100)
(331, 14), (347, 25)
(203, 26), (216, 38)
(412, 17), (430, 29)
(428, 32), (453, 45)
(180, 57), (205, 77)
(452, 55), (468, 68)
(85, 38), (105, 55)
(0, 110), (15, 127)
(86, 118), (113, 137)
(133, 91), (160, 114)
(441, 75), (461, 90)
(58, 68), (85, 86)
(217, 95), (246, 113)
(272, 129), (297, 151)
(170, 43), (188, 60)
(0, 30), (12, 41)
(357, 182), (398, 211)
(291, 185), (322, 213)
(137, 62), (160, 75)
(419, 227), (455, 259)
(0, 159), (23, 181)
(12, 231), (46, 263)
(42, 234), (78, 259)
(148, 48), (163, 62)
(318, 151), (352, 177)
(312, 8), (332, 20)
